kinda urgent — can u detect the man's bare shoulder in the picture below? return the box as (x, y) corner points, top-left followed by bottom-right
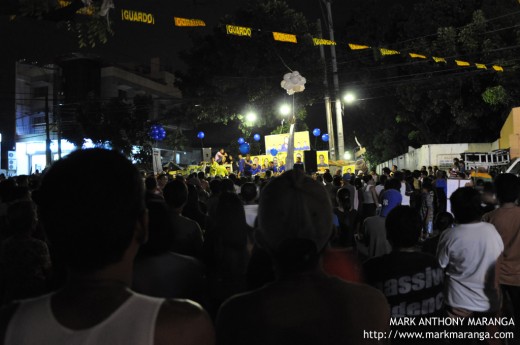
(155, 299), (214, 345)
(0, 302), (19, 345)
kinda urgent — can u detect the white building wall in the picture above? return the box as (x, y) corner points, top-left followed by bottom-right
(376, 142), (496, 173)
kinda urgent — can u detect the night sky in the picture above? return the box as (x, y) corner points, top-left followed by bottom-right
(0, 0), (352, 151)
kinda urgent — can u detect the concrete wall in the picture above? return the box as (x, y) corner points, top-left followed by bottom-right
(376, 142), (495, 173)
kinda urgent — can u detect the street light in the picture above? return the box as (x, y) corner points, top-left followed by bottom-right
(246, 112), (257, 123)
(343, 151), (352, 160)
(344, 93), (356, 104)
(280, 104), (291, 116)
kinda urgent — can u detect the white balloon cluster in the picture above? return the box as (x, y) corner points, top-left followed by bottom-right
(280, 71), (306, 95)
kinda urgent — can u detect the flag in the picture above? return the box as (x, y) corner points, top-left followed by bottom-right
(492, 65), (504, 72)
(475, 63), (487, 69)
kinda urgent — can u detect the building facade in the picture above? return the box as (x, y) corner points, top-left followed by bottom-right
(14, 56), (186, 175)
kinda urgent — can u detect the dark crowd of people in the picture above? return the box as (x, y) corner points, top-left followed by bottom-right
(0, 148), (518, 344)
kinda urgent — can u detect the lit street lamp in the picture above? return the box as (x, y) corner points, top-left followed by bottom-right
(344, 93), (356, 104)
(280, 104), (291, 116)
(246, 112), (257, 124)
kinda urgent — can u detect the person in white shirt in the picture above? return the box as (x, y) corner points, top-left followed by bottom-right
(240, 182), (258, 228)
(215, 148), (227, 164)
(437, 187), (503, 320)
(0, 149), (214, 345)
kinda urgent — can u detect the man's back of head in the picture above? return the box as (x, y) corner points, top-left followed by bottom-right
(494, 173), (520, 204)
(163, 180), (188, 210)
(257, 170), (332, 266)
(450, 187), (482, 224)
(240, 182), (257, 203)
(217, 173), (390, 344)
(34, 148), (145, 272)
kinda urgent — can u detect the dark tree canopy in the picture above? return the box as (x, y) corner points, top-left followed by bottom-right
(337, 0), (520, 163)
(175, 0), (324, 133)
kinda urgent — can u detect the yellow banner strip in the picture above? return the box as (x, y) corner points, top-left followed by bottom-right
(380, 48), (400, 56)
(348, 43), (370, 50)
(226, 24), (252, 37)
(313, 38), (336, 46)
(273, 32), (297, 43)
(121, 9), (155, 24)
(455, 60), (470, 66)
(409, 53), (427, 59)
(174, 17), (206, 27)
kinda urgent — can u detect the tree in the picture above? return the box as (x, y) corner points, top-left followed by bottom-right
(175, 0), (323, 134)
(338, 0), (520, 164)
(4, 0), (113, 48)
(63, 94), (154, 157)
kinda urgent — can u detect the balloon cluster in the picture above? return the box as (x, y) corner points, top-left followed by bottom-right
(280, 71), (306, 95)
(149, 124), (166, 141)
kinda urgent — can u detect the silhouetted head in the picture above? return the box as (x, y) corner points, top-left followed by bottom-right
(34, 149), (145, 273)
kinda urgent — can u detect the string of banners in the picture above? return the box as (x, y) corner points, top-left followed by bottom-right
(59, 2), (505, 72)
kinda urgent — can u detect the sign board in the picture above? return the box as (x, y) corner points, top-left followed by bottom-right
(152, 149), (162, 175)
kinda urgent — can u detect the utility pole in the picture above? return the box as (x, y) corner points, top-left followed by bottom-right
(317, 19), (336, 160)
(324, 0), (345, 159)
(45, 93), (52, 167)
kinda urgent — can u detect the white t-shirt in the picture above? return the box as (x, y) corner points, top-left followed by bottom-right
(437, 222), (504, 312)
(400, 182), (410, 206)
(243, 204), (259, 228)
(5, 291), (164, 345)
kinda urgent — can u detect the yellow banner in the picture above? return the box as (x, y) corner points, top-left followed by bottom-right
(475, 63), (487, 69)
(273, 32), (297, 43)
(349, 43), (370, 50)
(455, 60), (470, 66)
(58, 0), (93, 15)
(380, 48), (400, 56)
(121, 9), (155, 24)
(432, 56), (447, 63)
(313, 38), (336, 46)
(409, 53), (427, 59)
(492, 65), (504, 72)
(174, 17), (206, 27)
(226, 24), (252, 37)
(265, 131), (311, 154)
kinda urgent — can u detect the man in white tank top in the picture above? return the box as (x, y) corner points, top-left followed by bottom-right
(0, 149), (214, 345)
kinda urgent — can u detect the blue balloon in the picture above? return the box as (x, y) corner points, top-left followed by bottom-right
(238, 137), (245, 145)
(197, 131), (205, 139)
(270, 148), (278, 156)
(239, 142), (250, 154)
(253, 133), (261, 142)
(321, 133), (329, 142)
(312, 128), (321, 137)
